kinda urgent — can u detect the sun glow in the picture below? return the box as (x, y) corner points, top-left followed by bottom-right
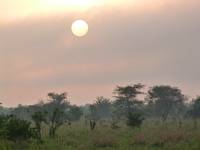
(0, 0), (165, 23)
(71, 20), (89, 37)
(43, 0), (104, 12)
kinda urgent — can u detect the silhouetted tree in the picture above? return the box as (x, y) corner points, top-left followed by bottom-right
(113, 83), (144, 117)
(89, 104), (98, 121)
(67, 105), (83, 121)
(94, 97), (112, 120)
(45, 92), (69, 138)
(127, 112), (144, 128)
(146, 85), (185, 122)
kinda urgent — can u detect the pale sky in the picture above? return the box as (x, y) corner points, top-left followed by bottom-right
(0, 0), (200, 106)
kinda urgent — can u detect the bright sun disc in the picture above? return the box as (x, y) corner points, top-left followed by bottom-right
(71, 20), (89, 37)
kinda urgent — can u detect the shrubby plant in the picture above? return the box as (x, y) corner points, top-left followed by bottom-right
(0, 115), (32, 141)
(31, 111), (47, 142)
(126, 112), (144, 128)
(48, 108), (65, 138)
(187, 96), (200, 128)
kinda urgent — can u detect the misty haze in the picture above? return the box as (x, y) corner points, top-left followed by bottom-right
(0, 0), (200, 150)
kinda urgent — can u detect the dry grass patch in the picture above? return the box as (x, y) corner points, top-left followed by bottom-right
(92, 134), (118, 148)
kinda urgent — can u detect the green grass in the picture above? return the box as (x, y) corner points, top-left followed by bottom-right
(1, 120), (200, 150)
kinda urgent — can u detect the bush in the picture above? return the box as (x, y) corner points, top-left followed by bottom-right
(127, 112), (144, 128)
(31, 111), (47, 142)
(0, 115), (32, 141)
(0, 115), (7, 138)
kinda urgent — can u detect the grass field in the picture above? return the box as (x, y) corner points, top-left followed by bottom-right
(0, 120), (200, 150)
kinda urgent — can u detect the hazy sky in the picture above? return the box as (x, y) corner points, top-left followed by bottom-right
(0, 0), (200, 106)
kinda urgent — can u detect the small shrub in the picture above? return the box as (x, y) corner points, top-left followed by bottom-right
(31, 111), (47, 142)
(127, 112), (144, 128)
(0, 115), (8, 138)
(3, 115), (32, 141)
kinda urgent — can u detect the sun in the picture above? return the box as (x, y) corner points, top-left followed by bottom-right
(71, 20), (89, 37)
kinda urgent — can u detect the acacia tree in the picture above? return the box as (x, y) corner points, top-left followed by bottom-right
(113, 83), (144, 116)
(44, 92), (69, 138)
(146, 85), (185, 122)
(113, 84), (145, 128)
(94, 97), (112, 120)
(88, 97), (111, 121)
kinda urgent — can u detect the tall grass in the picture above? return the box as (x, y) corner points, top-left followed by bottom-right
(1, 120), (200, 150)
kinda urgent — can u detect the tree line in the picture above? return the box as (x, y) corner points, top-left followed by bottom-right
(0, 84), (200, 142)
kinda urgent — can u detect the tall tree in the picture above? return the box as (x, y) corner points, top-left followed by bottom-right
(113, 83), (144, 116)
(45, 92), (69, 138)
(94, 97), (112, 120)
(146, 85), (185, 121)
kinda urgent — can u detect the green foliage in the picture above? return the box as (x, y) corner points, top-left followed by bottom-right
(0, 115), (32, 141)
(113, 83), (144, 116)
(0, 115), (8, 138)
(188, 96), (200, 119)
(31, 111), (47, 142)
(45, 92), (69, 138)
(114, 83), (144, 99)
(67, 105), (83, 121)
(1, 120), (200, 150)
(88, 97), (112, 122)
(89, 104), (99, 121)
(49, 108), (65, 138)
(95, 97), (112, 120)
(147, 85), (186, 121)
(1, 85), (200, 149)
(112, 84), (145, 129)
(126, 112), (144, 128)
